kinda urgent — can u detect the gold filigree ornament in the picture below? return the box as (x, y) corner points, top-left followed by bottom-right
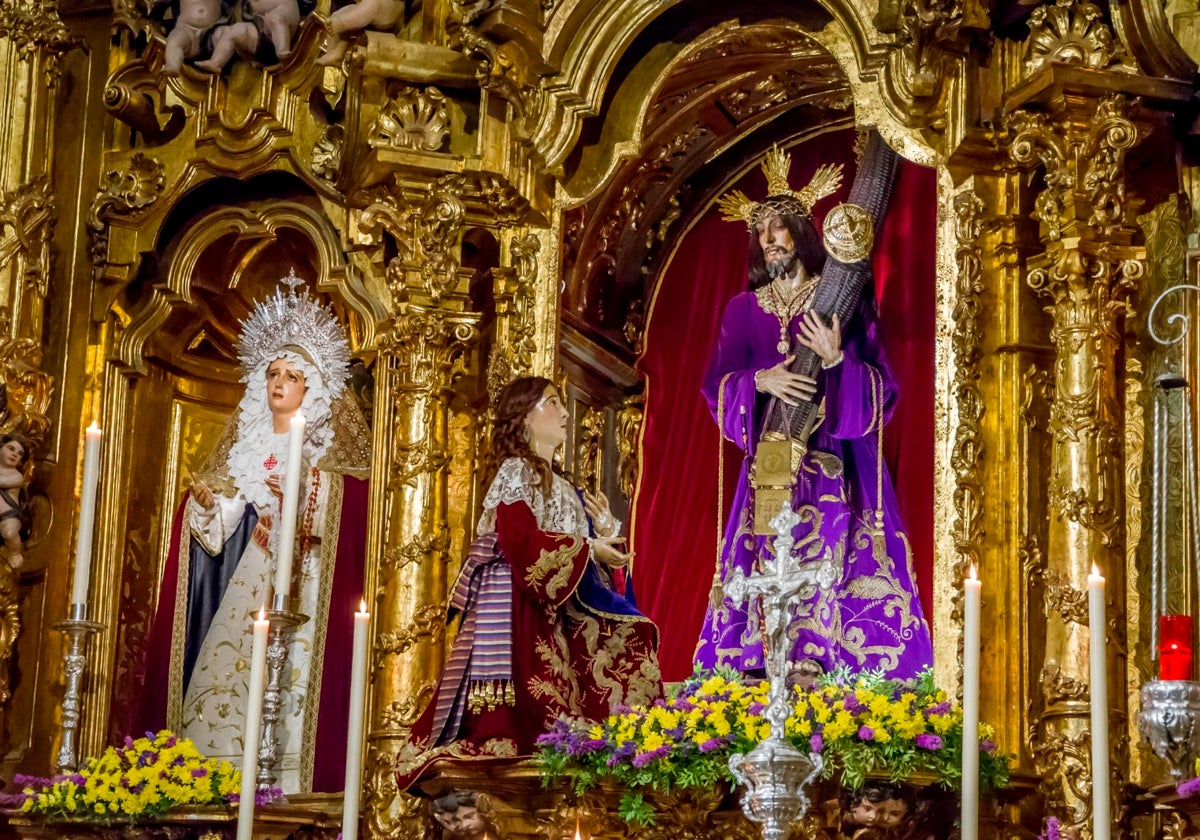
(822, 202), (875, 264)
(716, 145), (843, 228)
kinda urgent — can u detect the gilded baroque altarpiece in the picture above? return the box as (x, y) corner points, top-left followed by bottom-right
(2, 0), (1200, 835)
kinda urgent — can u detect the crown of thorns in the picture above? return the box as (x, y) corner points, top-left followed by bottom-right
(716, 146), (844, 228)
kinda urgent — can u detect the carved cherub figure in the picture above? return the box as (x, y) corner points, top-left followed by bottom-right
(0, 434), (33, 571)
(163, 0), (224, 74)
(315, 0), (402, 66)
(247, 0), (302, 59)
(193, 20), (259, 71)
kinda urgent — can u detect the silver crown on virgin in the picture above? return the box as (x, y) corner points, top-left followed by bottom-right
(236, 269), (352, 397)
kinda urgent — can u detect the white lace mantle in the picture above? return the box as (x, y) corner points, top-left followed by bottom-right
(476, 457), (588, 537)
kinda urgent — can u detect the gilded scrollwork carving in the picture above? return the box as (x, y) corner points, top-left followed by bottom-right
(487, 232), (540, 401)
(0, 337), (55, 448)
(1028, 721), (1093, 824)
(0, 0), (79, 59)
(1009, 95), (1140, 242)
(0, 563), (19, 705)
(373, 86), (450, 152)
(87, 153), (166, 266)
(391, 444), (452, 489)
(1041, 663), (1090, 705)
(311, 125), (344, 184)
(417, 178), (467, 302)
(373, 604), (445, 670)
(364, 743), (432, 840)
(1041, 572), (1091, 626)
(615, 398), (643, 502)
(896, 0), (964, 100)
(381, 528), (450, 583)
(378, 683), (436, 732)
(950, 188), (985, 577)
(383, 305), (478, 388)
(576, 406), (604, 494)
(361, 176), (474, 303)
(1024, 0), (1135, 77)
(0, 177), (53, 336)
(456, 27), (532, 120)
(1083, 97), (1141, 237)
(111, 0), (154, 35)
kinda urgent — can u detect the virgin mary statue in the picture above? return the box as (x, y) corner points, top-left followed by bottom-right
(138, 272), (371, 794)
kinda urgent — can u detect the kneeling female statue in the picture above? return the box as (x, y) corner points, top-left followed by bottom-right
(397, 376), (662, 786)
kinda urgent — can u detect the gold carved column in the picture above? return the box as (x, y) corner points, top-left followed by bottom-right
(0, 0), (74, 764)
(357, 174), (483, 840)
(1007, 83), (1172, 835)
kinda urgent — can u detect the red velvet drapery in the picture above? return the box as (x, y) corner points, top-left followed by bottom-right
(632, 132), (937, 681)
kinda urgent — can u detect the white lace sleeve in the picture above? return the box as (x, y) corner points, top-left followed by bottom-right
(188, 493), (246, 555)
(476, 458), (544, 535)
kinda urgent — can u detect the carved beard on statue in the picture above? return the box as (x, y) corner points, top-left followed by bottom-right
(765, 246), (797, 279)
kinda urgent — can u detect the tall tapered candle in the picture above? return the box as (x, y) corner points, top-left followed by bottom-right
(236, 609), (269, 840)
(1089, 564), (1110, 840)
(273, 412), (305, 602)
(71, 423), (102, 606)
(342, 601), (370, 840)
(961, 563), (981, 840)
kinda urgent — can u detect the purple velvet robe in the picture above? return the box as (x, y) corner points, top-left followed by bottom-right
(697, 290), (933, 679)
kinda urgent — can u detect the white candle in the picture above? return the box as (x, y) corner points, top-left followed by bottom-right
(237, 609), (270, 840)
(1089, 564), (1110, 840)
(961, 563), (981, 840)
(71, 424), (102, 606)
(273, 412), (306, 602)
(342, 601), (370, 840)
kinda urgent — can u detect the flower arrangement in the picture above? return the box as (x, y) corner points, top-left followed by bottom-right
(536, 668), (1012, 825)
(1177, 757), (1200, 797)
(11, 731), (246, 821)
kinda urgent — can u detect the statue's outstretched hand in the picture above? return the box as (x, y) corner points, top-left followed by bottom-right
(590, 535), (632, 568)
(755, 355), (817, 406)
(190, 477), (215, 511)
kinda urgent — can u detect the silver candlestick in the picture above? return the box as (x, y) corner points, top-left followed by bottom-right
(53, 603), (105, 773)
(1138, 680), (1200, 778)
(257, 598), (308, 787)
(726, 501), (836, 840)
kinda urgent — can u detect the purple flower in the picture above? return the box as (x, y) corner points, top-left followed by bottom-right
(843, 694), (861, 712)
(914, 733), (942, 750)
(631, 746), (670, 767)
(698, 737), (726, 753)
(165, 736), (177, 747)
(256, 786), (284, 806)
(810, 733), (823, 754)
(980, 739), (996, 754)
(747, 702), (765, 715)
(123, 736), (135, 749)
(926, 701), (951, 716)
(857, 726), (874, 741)
(190, 768), (209, 778)
(673, 699), (696, 712)
(13, 774), (55, 790)
(1179, 777), (1200, 798)
(1039, 816), (1062, 840)
(138, 750), (156, 768)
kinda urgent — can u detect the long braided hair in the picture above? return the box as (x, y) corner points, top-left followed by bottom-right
(485, 376), (561, 494)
